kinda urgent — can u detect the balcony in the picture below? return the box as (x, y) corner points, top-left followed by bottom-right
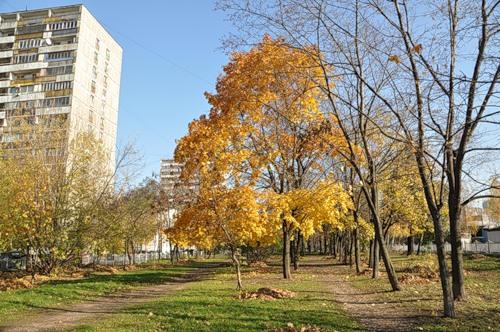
(55, 74), (73, 82)
(0, 21), (17, 30)
(0, 92), (45, 103)
(51, 28), (77, 37)
(17, 25), (46, 35)
(10, 78), (35, 86)
(0, 62), (48, 74)
(0, 36), (15, 44)
(36, 105), (71, 116)
(39, 43), (77, 53)
(0, 50), (13, 58)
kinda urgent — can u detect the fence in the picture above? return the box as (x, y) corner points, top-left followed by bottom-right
(81, 252), (169, 266)
(391, 242), (500, 255)
(0, 252), (26, 272)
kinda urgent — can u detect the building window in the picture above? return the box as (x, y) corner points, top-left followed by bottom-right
(9, 85), (34, 94)
(14, 53), (38, 63)
(19, 39), (44, 49)
(92, 65), (98, 79)
(94, 51), (99, 65)
(95, 38), (100, 51)
(42, 81), (72, 91)
(106, 48), (110, 61)
(39, 96), (70, 108)
(49, 20), (77, 31)
(46, 65), (73, 75)
(90, 81), (96, 94)
(46, 51), (73, 61)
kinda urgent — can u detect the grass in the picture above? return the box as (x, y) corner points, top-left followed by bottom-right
(0, 261), (198, 323)
(349, 253), (500, 331)
(70, 259), (361, 332)
(2, 254), (497, 331)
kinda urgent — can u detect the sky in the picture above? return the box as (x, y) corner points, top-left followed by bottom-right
(0, 0), (232, 179)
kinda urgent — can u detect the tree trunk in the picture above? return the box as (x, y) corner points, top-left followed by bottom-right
(157, 232), (163, 260)
(417, 233), (424, 255)
(282, 222), (292, 279)
(290, 239), (296, 270)
(354, 222), (361, 273)
(407, 235), (415, 255)
(349, 231), (353, 268)
(332, 235), (337, 258)
(231, 248), (243, 290)
(434, 213), (456, 317)
(372, 236), (379, 278)
(449, 201), (465, 300)
(368, 239), (373, 268)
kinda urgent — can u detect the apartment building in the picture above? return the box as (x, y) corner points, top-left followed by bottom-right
(0, 4), (122, 168)
(160, 158), (199, 203)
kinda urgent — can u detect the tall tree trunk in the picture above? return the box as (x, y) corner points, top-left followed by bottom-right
(449, 200), (465, 300)
(434, 213), (455, 317)
(282, 222), (292, 279)
(290, 239), (296, 270)
(349, 232), (353, 268)
(157, 232), (163, 260)
(368, 239), (373, 268)
(354, 220), (361, 273)
(372, 235), (379, 278)
(417, 233), (424, 255)
(368, 186), (400, 290)
(332, 235), (337, 258)
(407, 235), (415, 255)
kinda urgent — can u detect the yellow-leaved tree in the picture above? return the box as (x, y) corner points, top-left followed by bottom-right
(173, 36), (352, 280)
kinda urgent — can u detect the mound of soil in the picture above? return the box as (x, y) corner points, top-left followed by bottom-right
(0, 277), (33, 291)
(94, 265), (120, 274)
(401, 263), (438, 279)
(249, 261), (269, 268)
(398, 273), (435, 284)
(238, 287), (296, 301)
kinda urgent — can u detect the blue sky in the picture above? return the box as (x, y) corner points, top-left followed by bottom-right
(0, 0), (232, 179)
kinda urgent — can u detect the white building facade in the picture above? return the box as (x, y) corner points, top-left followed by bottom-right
(0, 4), (122, 168)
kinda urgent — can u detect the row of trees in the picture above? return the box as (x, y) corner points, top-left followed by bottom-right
(168, 0), (499, 318)
(168, 37), (430, 288)
(0, 122), (160, 274)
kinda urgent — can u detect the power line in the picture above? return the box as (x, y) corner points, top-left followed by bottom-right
(99, 23), (212, 85)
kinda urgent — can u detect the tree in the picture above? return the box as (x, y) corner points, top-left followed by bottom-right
(218, 0), (499, 316)
(175, 36), (350, 279)
(167, 185), (271, 289)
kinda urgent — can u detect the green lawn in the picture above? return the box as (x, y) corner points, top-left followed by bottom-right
(70, 261), (361, 332)
(350, 253), (500, 331)
(0, 262), (197, 323)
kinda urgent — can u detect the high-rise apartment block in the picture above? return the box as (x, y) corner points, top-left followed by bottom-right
(160, 159), (198, 203)
(0, 4), (122, 167)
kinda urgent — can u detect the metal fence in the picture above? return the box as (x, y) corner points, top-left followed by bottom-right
(81, 252), (169, 266)
(391, 242), (500, 254)
(0, 252), (26, 272)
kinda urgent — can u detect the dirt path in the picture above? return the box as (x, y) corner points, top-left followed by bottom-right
(0, 267), (214, 332)
(324, 263), (422, 331)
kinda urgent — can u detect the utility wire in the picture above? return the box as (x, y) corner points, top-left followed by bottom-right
(99, 22), (212, 85)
